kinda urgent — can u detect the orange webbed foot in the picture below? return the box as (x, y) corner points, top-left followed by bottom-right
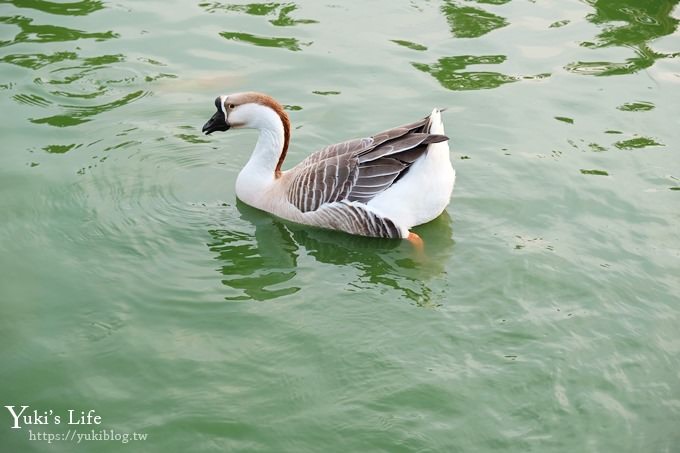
(407, 231), (425, 255)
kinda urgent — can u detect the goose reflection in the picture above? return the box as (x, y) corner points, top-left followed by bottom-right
(207, 200), (455, 306)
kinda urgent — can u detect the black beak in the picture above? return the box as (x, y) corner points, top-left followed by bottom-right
(202, 109), (230, 135)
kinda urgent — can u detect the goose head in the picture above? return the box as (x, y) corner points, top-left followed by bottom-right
(202, 92), (292, 178)
(201, 92), (290, 135)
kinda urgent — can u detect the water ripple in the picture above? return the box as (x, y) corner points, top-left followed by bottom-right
(441, 0), (509, 38)
(565, 0), (679, 76)
(4, 48), (171, 131)
(5, 0), (105, 16)
(413, 55), (550, 91)
(0, 14), (118, 47)
(30, 90), (150, 127)
(614, 136), (664, 150)
(0, 51), (78, 69)
(391, 39), (427, 51)
(200, 1), (318, 26)
(617, 101), (655, 112)
(2, 2), (679, 451)
(219, 31), (311, 52)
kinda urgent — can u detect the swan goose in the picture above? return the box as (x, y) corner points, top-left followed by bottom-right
(202, 92), (455, 241)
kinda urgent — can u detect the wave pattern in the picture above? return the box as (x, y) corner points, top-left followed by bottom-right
(1, 2), (679, 453)
(565, 0), (679, 76)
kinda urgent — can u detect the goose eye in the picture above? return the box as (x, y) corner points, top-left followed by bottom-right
(228, 103), (235, 109)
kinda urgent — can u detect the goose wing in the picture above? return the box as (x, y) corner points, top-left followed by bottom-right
(287, 117), (448, 213)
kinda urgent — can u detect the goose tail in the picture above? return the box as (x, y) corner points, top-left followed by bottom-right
(427, 108), (446, 136)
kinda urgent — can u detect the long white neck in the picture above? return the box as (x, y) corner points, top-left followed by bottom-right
(235, 106), (285, 208)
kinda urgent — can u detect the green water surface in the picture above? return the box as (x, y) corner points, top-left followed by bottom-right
(1, 0), (679, 451)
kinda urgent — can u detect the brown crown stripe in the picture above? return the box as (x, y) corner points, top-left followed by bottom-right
(236, 93), (290, 178)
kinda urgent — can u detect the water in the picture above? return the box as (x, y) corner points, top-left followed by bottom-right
(1, 0), (679, 451)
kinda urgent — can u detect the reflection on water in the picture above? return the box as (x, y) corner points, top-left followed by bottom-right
(4, 0), (104, 16)
(206, 1), (317, 52)
(614, 136), (663, 150)
(424, 0), (679, 91)
(208, 204), (301, 302)
(414, 55), (549, 91)
(269, 3), (318, 26)
(219, 31), (310, 52)
(42, 143), (80, 154)
(0, 14), (117, 47)
(416, 1), (550, 91)
(391, 39), (427, 51)
(617, 101), (655, 112)
(1, 51), (78, 69)
(550, 19), (571, 29)
(208, 201), (455, 306)
(441, 0), (509, 38)
(566, 0), (679, 75)
(201, 1), (280, 16)
(414, 55), (517, 91)
(200, 2), (318, 26)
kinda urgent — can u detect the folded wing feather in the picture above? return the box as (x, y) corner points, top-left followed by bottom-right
(287, 115), (448, 213)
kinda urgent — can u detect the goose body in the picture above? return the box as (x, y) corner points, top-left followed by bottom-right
(202, 92), (455, 239)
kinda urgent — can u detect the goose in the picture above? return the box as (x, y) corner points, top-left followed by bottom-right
(202, 92), (455, 243)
